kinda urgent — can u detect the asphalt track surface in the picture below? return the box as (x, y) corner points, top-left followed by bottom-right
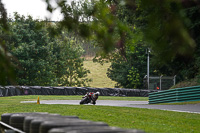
(21, 100), (200, 114)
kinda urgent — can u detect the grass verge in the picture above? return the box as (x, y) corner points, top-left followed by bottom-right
(83, 60), (116, 88)
(0, 96), (199, 133)
(157, 101), (200, 105)
(16, 95), (148, 101)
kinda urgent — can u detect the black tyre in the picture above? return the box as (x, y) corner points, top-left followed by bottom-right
(10, 113), (46, 131)
(48, 126), (110, 133)
(1, 113), (13, 124)
(23, 113), (53, 133)
(10, 113), (34, 130)
(1, 113), (26, 124)
(30, 116), (79, 133)
(49, 126), (145, 133)
(40, 120), (108, 133)
(80, 97), (89, 104)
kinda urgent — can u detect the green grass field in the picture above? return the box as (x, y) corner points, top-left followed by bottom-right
(21, 95), (148, 101)
(0, 95), (199, 133)
(83, 60), (117, 88)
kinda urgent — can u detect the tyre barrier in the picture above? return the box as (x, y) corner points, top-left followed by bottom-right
(39, 120), (108, 133)
(0, 86), (157, 97)
(49, 126), (144, 133)
(1, 113), (13, 124)
(10, 113), (50, 131)
(0, 112), (145, 133)
(29, 116), (79, 133)
(24, 113), (72, 133)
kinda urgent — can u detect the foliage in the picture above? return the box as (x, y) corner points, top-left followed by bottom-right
(0, 36), (15, 85)
(138, 0), (196, 61)
(54, 34), (91, 86)
(170, 77), (200, 89)
(81, 42), (100, 58)
(95, 0), (200, 87)
(104, 2), (145, 89)
(46, 0), (131, 54)
(3, 13), (91, 86)
(6, 13), (55, 85)
(0, 1), (15, 85)
(127, 67), (141, 88)
(150, 2), (200, 83)
(44, 0), (197, 58)
(107, 43), (157, 89)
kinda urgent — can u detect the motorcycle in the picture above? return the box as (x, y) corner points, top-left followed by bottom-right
(80, 92), (100, 105)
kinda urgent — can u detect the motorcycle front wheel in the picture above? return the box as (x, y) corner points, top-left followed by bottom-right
(80, 97), (89, 104)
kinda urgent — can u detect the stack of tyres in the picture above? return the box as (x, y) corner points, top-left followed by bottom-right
(23, 113), (66, 133)
(9, 113), (47, 131)
(1, 113), (145, 133)
(30, 117), (80, 133)
(48, 126), (111, 133)
(1, 113), (15, 124)
(1, 112), (79, 133)
(39, 120), (108, 133)
(1, 113), (41, 128)
(1, 113), (33, 125)
(49, 126), (145, 133)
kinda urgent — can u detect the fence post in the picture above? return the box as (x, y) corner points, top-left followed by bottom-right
(160, 75), (163, 90)
(173, 75), (176, 85)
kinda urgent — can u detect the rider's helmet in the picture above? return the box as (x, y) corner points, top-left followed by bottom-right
(94, 91), (100, 96)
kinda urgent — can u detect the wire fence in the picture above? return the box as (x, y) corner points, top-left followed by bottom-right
(144, 76), (176, 90)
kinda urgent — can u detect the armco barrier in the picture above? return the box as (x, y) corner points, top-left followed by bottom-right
(0, 86), (157, 97)
(149, 86), (200, 104)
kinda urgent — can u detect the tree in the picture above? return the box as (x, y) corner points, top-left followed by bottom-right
(0, 0), (15, 85)
(44, 0), (197, 57)
(107, 43), (158, 89)
(6, 13), (56, 85)
(111, 0), (200, 85)
(53, 33), (91, 86)
(4, 13), (91, 86)
(151, 3), (200, 83)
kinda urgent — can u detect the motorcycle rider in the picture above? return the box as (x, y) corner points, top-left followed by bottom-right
(84, 91), (100, 104)
(91, 91), (100, 104)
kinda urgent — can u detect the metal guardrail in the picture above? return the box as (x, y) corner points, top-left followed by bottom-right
(149, 86), (200, 104)
(0, 121), (25, 133)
